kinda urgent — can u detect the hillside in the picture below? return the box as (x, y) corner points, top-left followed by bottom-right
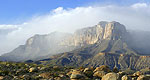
(1, 21), (150, 70)
(35, 21), (150, 70)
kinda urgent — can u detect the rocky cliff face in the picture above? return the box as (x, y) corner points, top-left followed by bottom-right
(61, 21), (127, 47)
(60, 24), (104, 46)
(103, 21), (126, 40)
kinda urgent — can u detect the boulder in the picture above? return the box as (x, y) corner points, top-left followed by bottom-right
(117, 71), (127, 79)
(137, 75), (150, 80)
(29, 67), (38, 72)
(0, 76), (4, 80)
(102, 72), (119, 80)
(70, 70), (84, 79)
(133, 71), (141, 76)
(132, 77), (137, 80)
(121, 75), (131, 80)
(66, 71), (72, 77)
(83, 68), (91, 72)
(70, 73), (83, 79)
(94, 65), (111, 73)
(83, 68), (93, 77)
(93, 71), (106, 78)
(59, 74), (66, 78)
(39, 72), (52, 79)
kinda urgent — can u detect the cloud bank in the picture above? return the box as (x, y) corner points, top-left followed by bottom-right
(0, 3), (150, 55)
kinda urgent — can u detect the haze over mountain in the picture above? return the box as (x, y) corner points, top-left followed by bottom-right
(35, 21), (150, 70)
(1, 1), (150, 80)
(0, 21), (150, 70)
(1, 2), (150, 55)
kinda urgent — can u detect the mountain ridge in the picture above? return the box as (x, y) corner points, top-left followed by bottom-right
(33, 21), (150, 70)
(0, 21), (150, 70)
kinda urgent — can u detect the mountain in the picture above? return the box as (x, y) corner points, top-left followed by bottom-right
(0, 32), (79, 61)
(0, 21), (109, 61)
(35, 21), (150, 70)
(1, 21), (150, 70)
(0, 21), (126, 61)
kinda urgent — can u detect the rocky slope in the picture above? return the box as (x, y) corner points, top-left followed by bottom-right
(1, 21), (150, 70)
(35, 21), (150, 70)
(0, 32), (78, 61)
(1, 21), (127, 61)
(42, 52), (150, 70)
(0, 61), (149, 80)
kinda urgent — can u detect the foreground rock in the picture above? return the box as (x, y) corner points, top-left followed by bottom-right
(0, 76), (4, 80)
(93, 71), (106, 78)
(121, 75), (131, 80)
(102, 72), (119, 80)
(39, 72), (52, 79)
(94, 65), (111, 73)
(70, 70), (84, 79)
(137, 75), (150, 80)
(83, 68), (93, 77)
(0, 61), (150, 80)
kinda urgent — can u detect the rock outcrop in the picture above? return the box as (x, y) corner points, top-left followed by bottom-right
(101, 72), (119, 80)
(61, 21), (127, 46)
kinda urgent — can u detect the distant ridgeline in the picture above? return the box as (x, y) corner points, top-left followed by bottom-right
(1, 21), (150, 70)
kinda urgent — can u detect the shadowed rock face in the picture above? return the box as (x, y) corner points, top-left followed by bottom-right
(1, 21), (150, 70)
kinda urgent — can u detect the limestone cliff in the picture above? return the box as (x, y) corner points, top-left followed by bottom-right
(103, 21), (126, 40)
(60, 21), (127, 47)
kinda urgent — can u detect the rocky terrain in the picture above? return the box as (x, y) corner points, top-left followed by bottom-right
(1, 21), (150, 61)
(34, 21), (150, 70)
(0, 61), (149, 80)
(0, 21), (150, 72)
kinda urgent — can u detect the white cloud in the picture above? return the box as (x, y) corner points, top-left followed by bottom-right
(131, 3), (148, 8)
(0, 25), (18, 29)
(0, 3), (150, 55)
(52, 7), (64, 13)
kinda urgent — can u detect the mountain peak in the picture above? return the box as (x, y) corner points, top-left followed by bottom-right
(103, 21), (127, 40)
(0, 21), (139, 62)
(97, 21), (108, 28)
(1, 21), (150, 70)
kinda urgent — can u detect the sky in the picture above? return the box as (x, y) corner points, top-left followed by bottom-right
(0, 0), (150, 55)
(0, 0), (149, 24)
